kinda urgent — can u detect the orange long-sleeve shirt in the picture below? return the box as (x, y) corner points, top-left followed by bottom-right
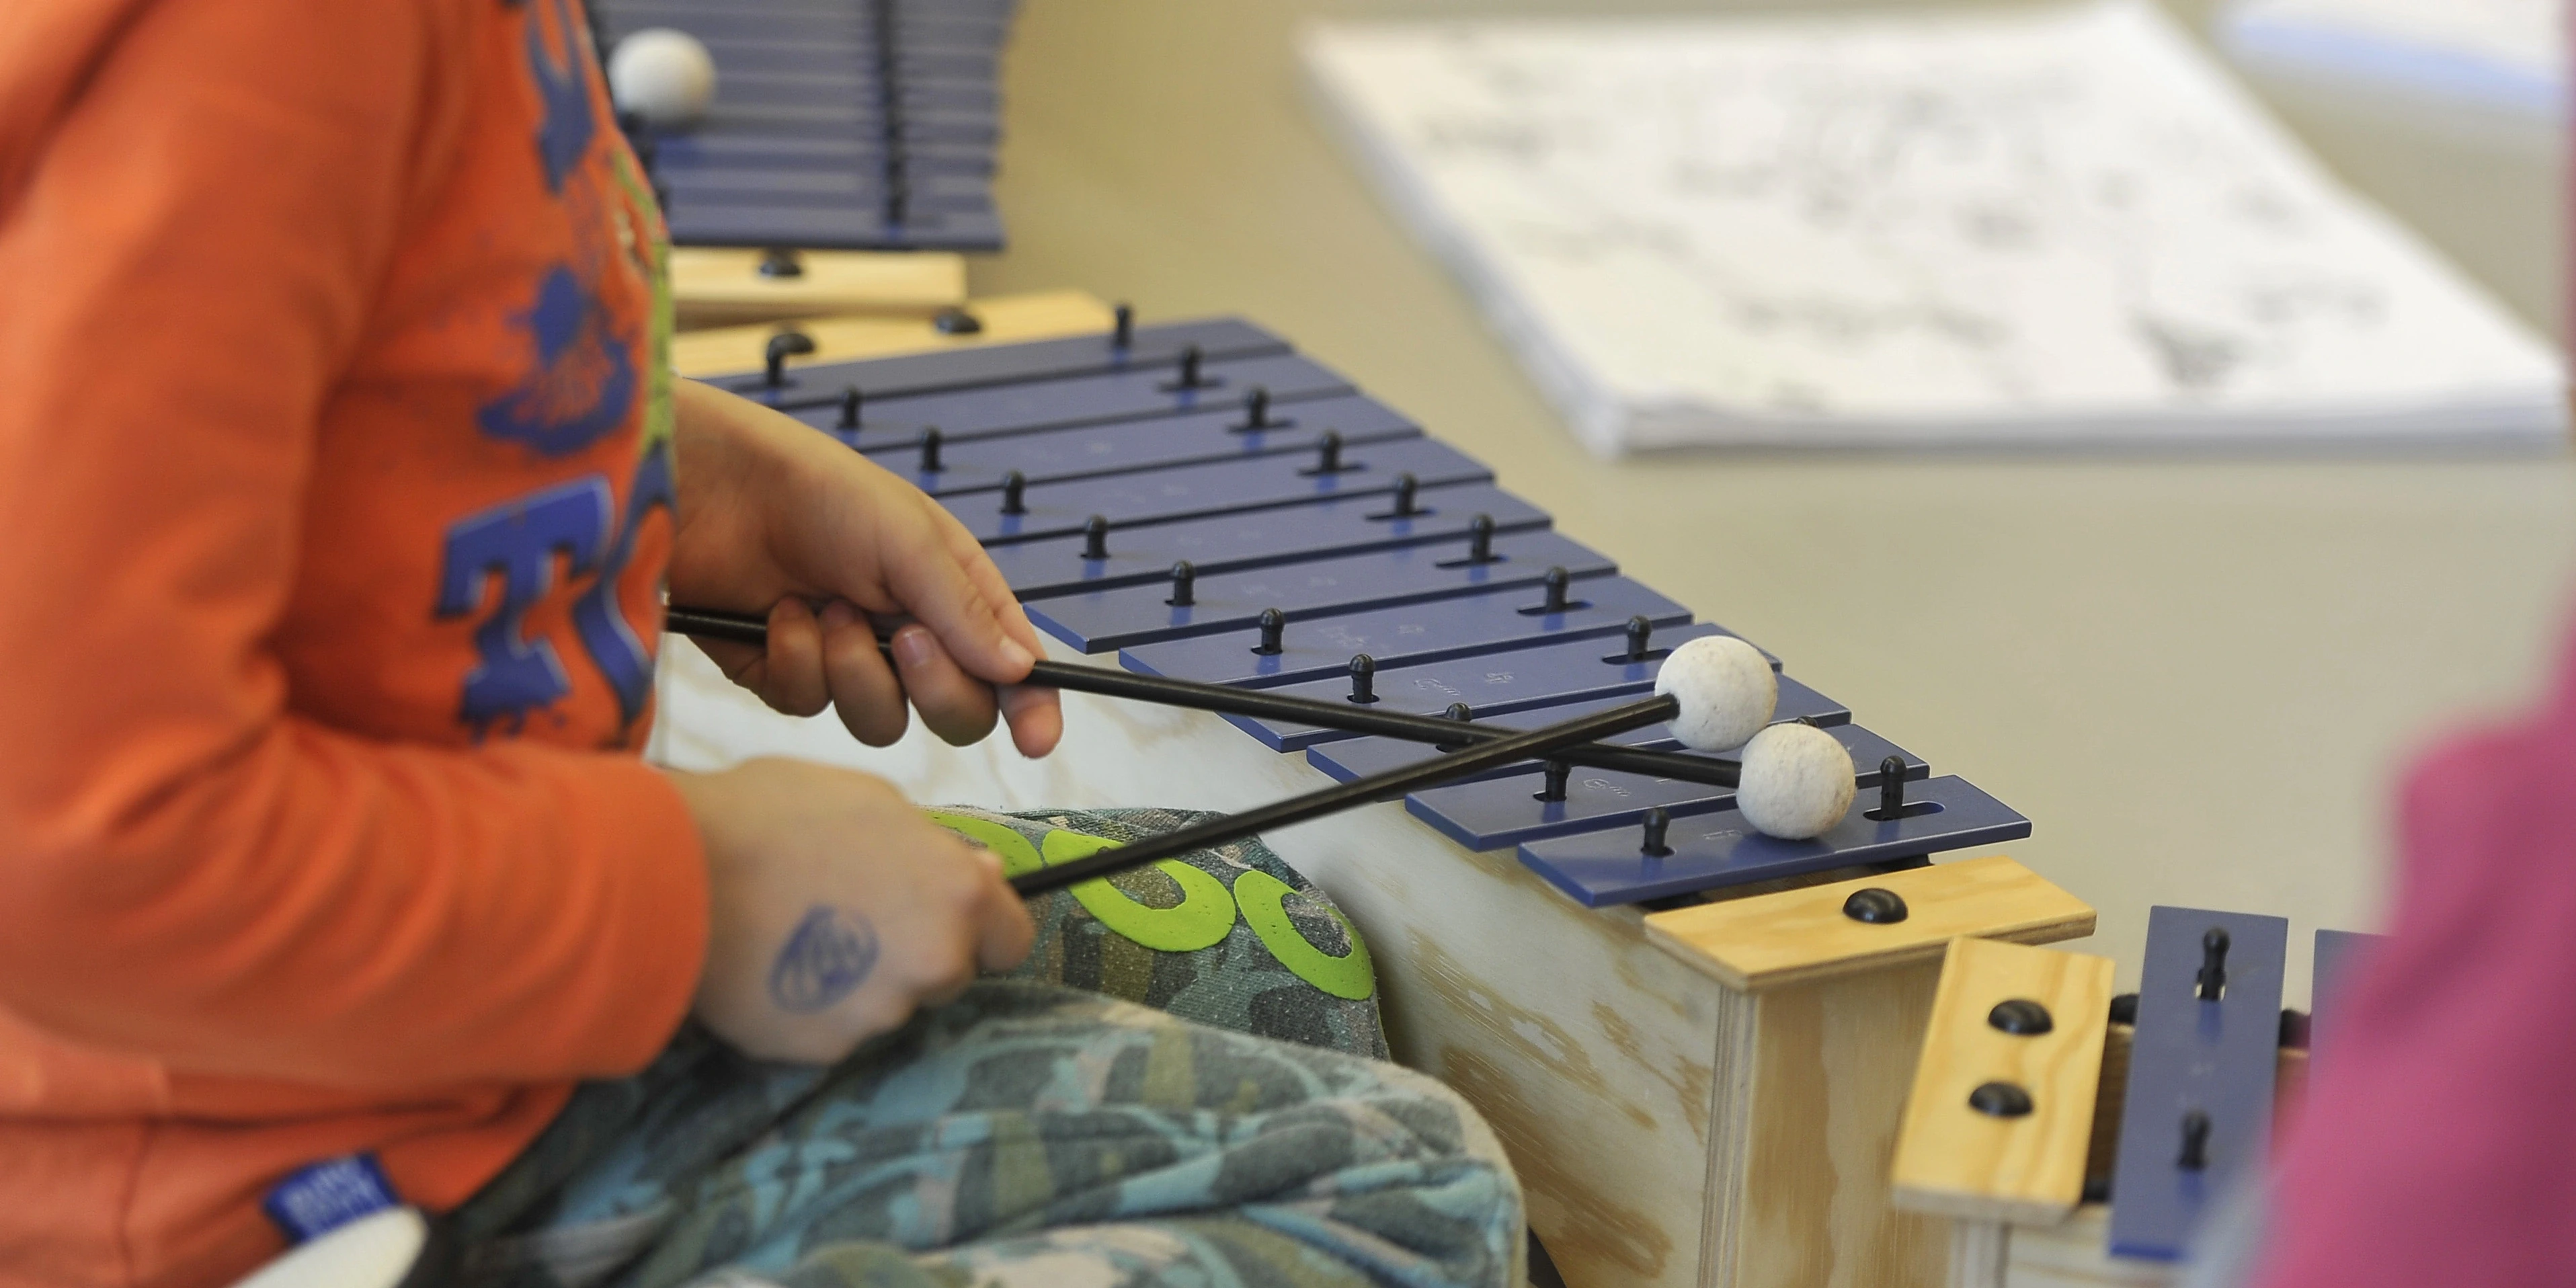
(0, 1), (709, 1283)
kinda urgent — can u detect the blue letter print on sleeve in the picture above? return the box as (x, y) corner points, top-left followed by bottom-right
(571, 440), (675, 727)
(478, 267), (637, 458)
(436, 477), (612, 732)
(524, 0), (596, 194)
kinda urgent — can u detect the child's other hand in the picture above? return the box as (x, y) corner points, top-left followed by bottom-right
(668, 759), (1034, 1062)
(668, 380), (1061, 758)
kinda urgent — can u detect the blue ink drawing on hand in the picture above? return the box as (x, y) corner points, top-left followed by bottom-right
(769, 905), (880, 1013)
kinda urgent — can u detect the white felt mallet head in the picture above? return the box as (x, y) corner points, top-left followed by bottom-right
(608, 28), (718, 130)
(1653, 635), (1777, 752)
(1735, 723), (1857, 840)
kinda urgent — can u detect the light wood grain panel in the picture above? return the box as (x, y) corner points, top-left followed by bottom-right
(1726, 962), (1949, 1288)
(1644, 857), (2098, 992)
(1892, 939), (2116, 1227)
(671, 247), (965, 329)
(669, 290), (1115, 379)
(2002, 1207), (2175, 1288)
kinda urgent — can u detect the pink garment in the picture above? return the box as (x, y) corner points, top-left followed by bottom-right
(2253, 623), (2576, 1285)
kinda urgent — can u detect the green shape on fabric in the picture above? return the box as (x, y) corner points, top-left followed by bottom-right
(1233, 869), (1375, 1000)
(924, 811), (1044, 878)
(1040, 830), (1236, 953)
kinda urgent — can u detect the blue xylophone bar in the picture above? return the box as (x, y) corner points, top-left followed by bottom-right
(2307, 928), (2383, 1071)
(842, 394), (1419, 497)
(1216, 625), (1835, 753)
(1025, 531), (1617, 653)
(1515, 776), (2030, 908)
(2109, 908), (2290, 1262)
(840, 352), (1350, 443)
(951, 437), (1491, 547)
(991, 485), (1549, 601)
(1407, 718), (1913, 853)
(712, 319), (1287, 406)
(1119, 576), (1689, 686)
(1310, 699), (1917, 787)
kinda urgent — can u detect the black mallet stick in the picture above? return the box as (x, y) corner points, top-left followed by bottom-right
(1006, 692), (1681, 895)
(664, 604), (1743, 787)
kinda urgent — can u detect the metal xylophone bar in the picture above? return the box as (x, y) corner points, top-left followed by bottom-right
(600, 0), (1015, 249)
(679, 311), (2031, 910)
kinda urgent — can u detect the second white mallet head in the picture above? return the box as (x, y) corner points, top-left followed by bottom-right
(1654, 635), (1777, 752)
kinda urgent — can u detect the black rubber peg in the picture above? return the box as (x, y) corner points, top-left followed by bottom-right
(1389, 472), (1419, 517)
(1309, 430), (1345, 475)
(917, 427), (944, 474)
(1111, 303), (1134, 350)
(998, 471), (1027, 516)
(1535, 759), (1572, 803)
(1988, 999), (2055, 1036)
(1080, 514), (1110, 562)
(758, 247), (804, 278)
(1239, 385), (1273, 430)
(1347, 653), (1378, 705)
(2178, 1110), (2212, 1170)
(1843, 887), (1909, 924)
(1170, 344), (1205, 389)
(763, 330), (815, 388)
(1874, 756), (1908, 819)
(1166, 560), (1195, 607)
(837, 386), (862, 431)
(884, 179), (910, 227)
(932, 306), (983, 335)
(1465, 513), (1496, 564)
(1970, 1082), (2035, 1118)
(2109, 993), (2140, 1026)
(1252, 608), (1285, 655)
(1625, 615), (1654, 661)
(2198, 926), (2231, 1000)
(1537, 566), (1572, 614)
(1436, 702), (1474, 751)
(1640, 807), (1673, 858)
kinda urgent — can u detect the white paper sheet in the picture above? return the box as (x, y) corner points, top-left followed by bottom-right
(1303, 1), (2564, 454)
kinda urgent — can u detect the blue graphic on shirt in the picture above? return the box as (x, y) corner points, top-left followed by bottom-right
(477, 266), (636, 457)
(571, 440), (676, 726)
(436, 477), (612, 730)
(525, 0), (596, 193)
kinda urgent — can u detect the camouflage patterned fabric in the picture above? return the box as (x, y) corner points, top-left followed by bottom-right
(443, 811), (1521, 1288)
(930, 806), (1390, 1061)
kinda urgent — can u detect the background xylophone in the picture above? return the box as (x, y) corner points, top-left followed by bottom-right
(595, 0), (1012, 253)
(654, 314), (2091, 1288)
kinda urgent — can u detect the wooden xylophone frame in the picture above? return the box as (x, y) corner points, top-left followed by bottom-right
(652, 316), (2093, 1288)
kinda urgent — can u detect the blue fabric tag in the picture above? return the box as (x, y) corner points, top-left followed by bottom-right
(262, 1152), (399, 1244)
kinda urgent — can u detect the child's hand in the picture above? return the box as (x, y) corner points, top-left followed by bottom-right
(668, 380), (1062, 758)
(668, 759), (1035, 1062)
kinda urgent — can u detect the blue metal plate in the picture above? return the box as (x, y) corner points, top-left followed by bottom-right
(2108, 907), (2290, 1262)
(991, 485), (1549, 600)
(956, 436), (1490, 546)
(844, 352), (1349, 443)
(1026, 530), (1614, 652)
(1406, 715), (1905, 852)
(844, 393), (1418, 497)
(2308, 928), (2383, 1072)
(1513, 776), (2029, 908)
(1119, 577), (1689, 686)
(1310, 698), (1902, 784)
(1209, 622), (1783, 752)
(705, 318), (1285, 403)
